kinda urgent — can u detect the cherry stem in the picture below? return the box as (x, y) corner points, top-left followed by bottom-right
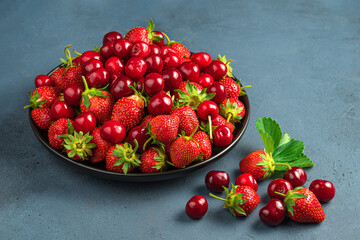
(208, 115), (213, 140)
(209, 193), (226, 201)
(82, 76), (89, 91)
(162, 32), (171, 44)
(274, 162), (292, 170)
(73, 48), (82, 56)
(275, 191), (287, 197)
(142, 136), (153, 151)
(127, 139), (139, 157)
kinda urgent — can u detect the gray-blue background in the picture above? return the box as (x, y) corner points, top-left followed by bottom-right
(1, 0), (359, 239)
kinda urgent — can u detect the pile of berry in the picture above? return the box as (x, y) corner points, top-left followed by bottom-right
(185, 117), (335, 224)
(25, 19), (248, 174)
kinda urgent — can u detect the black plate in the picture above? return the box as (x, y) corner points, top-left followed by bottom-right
(29, 65), (250, 182)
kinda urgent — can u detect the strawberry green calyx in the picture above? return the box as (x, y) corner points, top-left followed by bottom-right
(147, 19), (162, 43)
(174, 81), (215, 110)
(112, 141), (141, 174)
(152, 147), (167, 170)
(217, 55), (234, 78)
(276, 187), (307, 216)
(24, 90), (47, 109)
(220, 99), (244, 123)
(239, 84), (251, 97)
(81, 76), (109, 111)
(60, 130), (96, 160)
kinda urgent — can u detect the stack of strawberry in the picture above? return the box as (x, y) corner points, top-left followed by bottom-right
(25, 19), (248, 174)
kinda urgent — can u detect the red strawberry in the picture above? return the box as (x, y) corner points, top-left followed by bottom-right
(105, 143), (141, 174)
(89, 127), (114, 163)
(146, 115), (180, 146)
(169, 131), (201, 168)
(219, 98), (245, 123)
(31, 108), (52, 130)
(48, 118), (73, 150)
(281, 187), (325, 223)
(239, 150), (275, 181)
(170, 105), (199, 136)
(219, 77), (249, 98)
(140, 147), (166, 173)
(80, 77), (114, 125)
(24, 86), (58, 109)
(193, 131), (211, 160)
(111, 95), (145, 131)
(210, 185), (260, 217)
(50, 68), (66, 89)
(60, 129), (96, 161)
(170, 42), (190, 59)
(174, 81), (214, 110)
(140, 114), (154, 127)
(125, 19), (160, 45)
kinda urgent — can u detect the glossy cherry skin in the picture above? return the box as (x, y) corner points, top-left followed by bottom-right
(153, 31), (165, 47)
(178, 62), (200, 82)
(136, 78), (144, 92)
(309, 179), (335, 202)
(268, 178), (293, 201)
(105, 56), (124, 75)
(79, 51), (103, 66)
(144, 73), (165, 95)
(100, 120), (126, 144)
(204, 60), (227, 81)
(144, 54), (163, 74)
(50, 101), (75, 120)
(206, 82), (227, 104)
(213, 126), (233, 147)
(283, 167), (307, 188)
(148, 92), (173, 116)
(205, 170), (230, 193)
(259, 199), (286, 226)
(191, 52), (212, 71)
(185, 195), (208, 219)
(110, 76), (134, 99)
(103, 31), (122, 44)
(100, 41), (115, 59)
(161, 67), (183, 91)
(235, 173), (258, 191)
(149, 44), (161, 55)
(197, 73), (213, 88)
(197, 100), (219, 121)
(72, 57), (82, 67)
(130, 41), (150, 58)
(109, 72), (123, 89)
(126, 125), (150, 152)
(162, 52), (181, 69)
(73, 112), (96, 134)
(113, 39), (133, 60)
(86, 68), (110, 88)
(160, 46), (177, 57)
(125, 57), (147, 80)
(82, 58), (103, 76)
(63, 84), (83, 107)
(34, 74), (53, 87)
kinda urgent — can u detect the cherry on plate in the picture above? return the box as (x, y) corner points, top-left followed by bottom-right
(130, 41), (150, 58)
(73, 112), (97, 134)
(197, 73), (213, 88)
(204, 60), (227, 81)
(309, 179), (335, 202)
(144, 73), (165, 95)
(160, 46), (177, 57)
(259, 199), (286, 226)
(267, 178), (293, 201)
(283, 167), (307, 188)
(205, 170), (230, 193)
(100, 120), (126, 144)
(124, 57), (147, 80)
(100, 41), (115, 59)
(185, 195), (208, 219)
(79, 50), (103, 66)
(126, 125), (150, 152)
(153, 31), (165, 47)
(149, 44), (161, 55)
(105, 56), (125, 75)
(113, 39), (133, 60)
(82, 59), (103, 76)
(35, 74), (53, 88)
(144, 54), (164, 74)
(235, 173), (258, 191)
(206, 82), (227, 104)
(161, 67), (182, 91)
(86, 68), (110, 88)
(147, 92), (173, 116)
(103, 31), (122, 44)
(191, 52), (212, 71)
(177, 62), (200, 82)
(162, 52), (181, 69)
(213, 125), (233, 147)
(63, 84), (83, 107)
(50, 101), (75, 121)
(110, 75), (134, 99)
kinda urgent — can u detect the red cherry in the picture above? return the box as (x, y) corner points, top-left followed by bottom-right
(160, 46), (177, 57)
(100, 41), (115, 59)
(197, 100), (218, 121)
(144, 73), (164, 95)
(309, 179), (335, 202)
(79, 51), (103, 66)
(185, 195), (208, 219)
(147, 93), (173, 116)
(161, 67), (182, 91)
(130, 41), (150, 58)
(126, 126), (150, 152)
(136, 78), (144, 93)
(206, 82), (227, 104)
(100, 120), (126, 144)
(213, 126), (233, 147)
(82, 59), (103, 76)
(191, 52), (212, 71)
(105, 56), (124, 75)
(72, 57), (81, 67)
(144, 54), (164, 74)
(162, 52), (181, 69)
(205, 170), (230, 193)
(268, 178), (293, 201)
(235, 173), (258, 191)
(283, 167), (307, 188)
(259, 199), (286, 226)
(204, 60), (227, 81)
(109, 72), (123, 89)
(197, 73), (213, 88)
(50, 101), (75, 120)
(86, 68), (110, 88)
(103, 31), (122, 44)
(34, 74), (53, 88)
(113, 39), (133, 60)
(110, 76), (134, 99)
(149, 44), (161, 55)
(124, 57), (147, 80)
(177, 62), (200, 82)
(73, 112), (96, 134)
(63, 84), (83, 107)
(153, 31), (165, 47)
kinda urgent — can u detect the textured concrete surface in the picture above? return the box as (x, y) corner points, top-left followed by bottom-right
(0, 0), (359, 239)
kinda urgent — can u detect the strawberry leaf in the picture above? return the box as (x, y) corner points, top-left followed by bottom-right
(272, 139), (304, 163)
(275, 153), (314, 171)
(255, 117), (282, 153)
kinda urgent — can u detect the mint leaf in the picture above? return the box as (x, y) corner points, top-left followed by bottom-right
(272, 138), (304, 163)
(255, 117), (282, 153)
